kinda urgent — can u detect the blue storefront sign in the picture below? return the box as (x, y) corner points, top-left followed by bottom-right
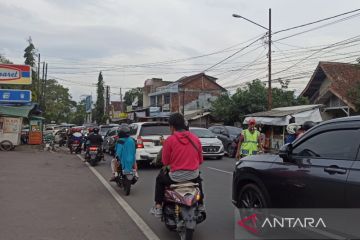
(0, 89), (32, 103)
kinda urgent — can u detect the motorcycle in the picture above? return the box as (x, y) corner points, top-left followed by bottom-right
(85, 145), (103, 166)
(115, 164), (138, 196)
(162, 182), (206, 240)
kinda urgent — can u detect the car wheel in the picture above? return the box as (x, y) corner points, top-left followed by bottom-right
(238, 183), (269, 208)
(226, 144), (233, 156)
(238, 183), (271, 235)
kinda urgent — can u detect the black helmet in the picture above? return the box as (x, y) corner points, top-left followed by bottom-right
(93, 127), (99, 134)
(302, 121), (316, 131)
(118, 125), (130, 138)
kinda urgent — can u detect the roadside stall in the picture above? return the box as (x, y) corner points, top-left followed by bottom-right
(0, 103), (42, 149)
(244, 105), (323, 153)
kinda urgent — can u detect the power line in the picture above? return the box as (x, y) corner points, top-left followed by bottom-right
(273, 8), (360, 34)
(203, 35), (265, 72)
(273, 12), (360, 42)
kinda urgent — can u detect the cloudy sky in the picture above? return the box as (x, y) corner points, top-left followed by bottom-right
(1, 0), (359, 100)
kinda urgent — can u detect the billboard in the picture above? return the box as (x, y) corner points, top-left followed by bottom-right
(0, 64), (32, 85)
(0, 89), (31, 103)
(85, 95), (92, 113)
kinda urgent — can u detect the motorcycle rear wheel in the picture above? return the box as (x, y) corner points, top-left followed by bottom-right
(123, 178), (131, 196)
(179, 228), (193, 240)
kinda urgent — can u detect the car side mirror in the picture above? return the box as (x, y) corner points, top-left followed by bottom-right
(279, 143), (293, 162)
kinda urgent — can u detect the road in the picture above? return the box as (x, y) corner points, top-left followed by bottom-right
(0, 148), (237, 240)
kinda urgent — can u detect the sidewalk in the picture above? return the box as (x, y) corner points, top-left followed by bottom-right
(0, 150), (145, 240)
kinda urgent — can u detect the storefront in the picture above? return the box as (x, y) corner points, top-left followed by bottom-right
(244, 105), (323, 153)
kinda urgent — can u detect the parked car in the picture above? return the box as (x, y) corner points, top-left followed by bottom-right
(129, 122), (171, 164)
(44, 125), (60, 136)
(102, 126), (120, 155)
(208, 125), (242, 156)
(232, 116), (360, 210)
(99, 124), (119, 139)
(190, 127), (224, 159)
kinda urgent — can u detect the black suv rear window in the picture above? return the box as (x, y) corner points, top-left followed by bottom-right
(140, 125), (171, 136)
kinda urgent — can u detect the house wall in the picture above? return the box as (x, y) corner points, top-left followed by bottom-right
(319, 77), (331, 97)
(143, 78), (169, 108)
(175, 76), (224, 113)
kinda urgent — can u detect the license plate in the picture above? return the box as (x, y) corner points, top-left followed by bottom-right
(73, 144), (79, 147)
(89, 151), (97, 154)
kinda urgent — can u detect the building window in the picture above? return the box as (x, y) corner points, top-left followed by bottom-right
(164, 94), (170, 104)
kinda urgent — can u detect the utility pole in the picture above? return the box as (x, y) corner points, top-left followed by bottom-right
(43, 63), (48, 111)
(268, 8), (272, 110)
(120, 88), (123, 112)
(37, 54), (40, 102)
(182, 89), (185, 115)
(41, 61), (45, 109)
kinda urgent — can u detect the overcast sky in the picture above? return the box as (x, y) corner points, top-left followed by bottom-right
(1, 0), (359, 100)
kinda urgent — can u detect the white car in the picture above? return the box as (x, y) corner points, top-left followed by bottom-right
(190, 127), (225, 159)
(129, 122), (171, 163)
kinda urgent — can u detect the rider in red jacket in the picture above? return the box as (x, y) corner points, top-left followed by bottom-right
(150, 113), (204, 218)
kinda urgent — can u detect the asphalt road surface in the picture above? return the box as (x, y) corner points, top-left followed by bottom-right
(0, 148), (237, 240)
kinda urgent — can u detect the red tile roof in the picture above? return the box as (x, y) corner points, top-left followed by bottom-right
(301, 61), (360, 110)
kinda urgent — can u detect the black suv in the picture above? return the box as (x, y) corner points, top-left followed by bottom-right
(232, 116), (360, 209)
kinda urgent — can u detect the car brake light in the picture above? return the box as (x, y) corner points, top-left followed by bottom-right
(137, 136), (144, 148)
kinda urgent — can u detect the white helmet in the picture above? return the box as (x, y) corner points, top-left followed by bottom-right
(286, 123), (300, 134)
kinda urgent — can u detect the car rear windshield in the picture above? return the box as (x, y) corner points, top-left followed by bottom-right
(191, 128), (216, 138)
(226, 126), (242, 135)
(100, 127), (112, 135)
(140, 125), (171, 136)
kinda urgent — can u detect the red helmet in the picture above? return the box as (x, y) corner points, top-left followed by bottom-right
(248, 118), (256, 125)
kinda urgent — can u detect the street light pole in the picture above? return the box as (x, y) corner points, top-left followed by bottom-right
(268, 8), (272, 110)
(233, 8), (272, 110)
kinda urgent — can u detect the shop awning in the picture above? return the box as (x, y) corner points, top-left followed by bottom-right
(0, 103), (38, 118)
(244, 105), (323, 126)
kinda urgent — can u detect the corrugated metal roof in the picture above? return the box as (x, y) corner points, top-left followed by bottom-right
(246, 104), (323, 117)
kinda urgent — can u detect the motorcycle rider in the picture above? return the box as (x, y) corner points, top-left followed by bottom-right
(236, 118), (263, 159)
(110, 126), (137, 181)
(296, 121), (316, 139)
(69, 128), (83, 153)
(150, 113), (204, 218)
(84, 127), (104, 161)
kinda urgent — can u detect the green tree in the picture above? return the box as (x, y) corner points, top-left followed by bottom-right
(43, 79), (76, 123)
(94, 71), (106, 124)
(124, 87), (143, 107)
(0, 54), (13, 64)
(23, 37), (39, 101)
(70, 100), (87, 125)
(212, 79), (308, 124)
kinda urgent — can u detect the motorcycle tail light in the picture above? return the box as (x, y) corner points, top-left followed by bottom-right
(196, 193), (201, 201)
(89, 147), (98, 151)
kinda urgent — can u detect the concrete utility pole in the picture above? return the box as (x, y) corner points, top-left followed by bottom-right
(37, 54), (40, 102)
(41, 61), (45, 109)
(43, 63), (48, 111)
(268, 8), (272, 110)
(120, 88), (123, 112)
(233, 8), (272, 110)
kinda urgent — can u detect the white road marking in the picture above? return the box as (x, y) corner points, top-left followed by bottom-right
(76, 155), (160, 240)
(207, 167), (233, 175)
